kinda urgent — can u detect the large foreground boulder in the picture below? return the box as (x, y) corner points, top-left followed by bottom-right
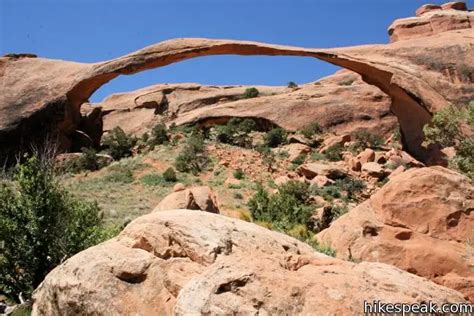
(317, 167), (474, 301)
(33, 210), (466, 315)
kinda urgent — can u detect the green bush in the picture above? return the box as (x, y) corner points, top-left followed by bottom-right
(103, 168), (134, 183)
(334, 177), (366, 200)
(233, 168), (244, 180)
(354, 131), (383, 149)
(243, 87), (259, 98)
(233, 192), (244, 200)
(264, 128), (287, 148)
(248, 181), (313, 232)
(215, 118), (257, 148)
(102, 127), (137, 160)
(0, 157), (114, 301)
(424, 102), (474, 179)
(162, 167), (177, 182)
(148, 123), (169, 148)
(140, 173), (164, 186)
(174, 133), (209, 174)
(287, 81), (298, 89)
(63, 147), (107, 173)
(339, 79), (355, 86)
(301, 122), (323, 139)
(311, 185), (341, 202)
(324, 143), (344, 161)
(256, 145), (276, 172)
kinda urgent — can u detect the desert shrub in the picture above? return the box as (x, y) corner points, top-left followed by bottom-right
(103, 168), (134, 183)
(148, 123), (169, 148)
(215, 118), (257, 148)
(334, 177), (366, 200)
(424, 103), (474, 179)
(264, 128), (287, 148)
(287, 81), (298, 89)
(174, 133), (209, 174)
(291, 153), (307, 166)
(243, 87), (259, 98)
(308, 240), (336, 257)
(311, 185), (341, 202)
(162, 167), (177, 182)
(238, 210), (251, 221)
(233, 168), (244, 180)
(288, 153), (306, 171)
(301, 122), (323, 139)
(233, 192), (244, 200)
(339, 79), (355, 86)
(102, 127), (137, 160)
(255, 145), (276, 172)
(324, 143), (344, 161)
(355, 131), (383, 149)
(310, 152), (326, 161)
(248, 181), (313, 232)
(140, 173), (164, 186)
(63, 148), (106, 173)
(236, 118), (257, 133)
(457, 64), (472, 82)
(0, 157), (114, 301)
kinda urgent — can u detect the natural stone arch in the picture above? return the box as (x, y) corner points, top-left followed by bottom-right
(3, 34), (471, 163)
(65, 39), (439, 162)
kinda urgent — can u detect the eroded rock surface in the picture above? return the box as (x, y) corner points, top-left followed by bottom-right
(33, 210), (466, 315)
(389, 2), (473, 42)
(317, 167), (474, 301)
(153, 186), (220, 214)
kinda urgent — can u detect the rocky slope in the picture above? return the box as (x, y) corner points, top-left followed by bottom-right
(32, 210), (467, 315)
(1, 2), (473, 163)
(88, 70), (396, 138)
(317, 166), (474, 301)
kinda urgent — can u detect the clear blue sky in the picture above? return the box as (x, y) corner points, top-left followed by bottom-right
(1, 0), (470, 102)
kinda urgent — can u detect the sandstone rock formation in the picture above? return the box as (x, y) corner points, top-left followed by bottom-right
(33, 210), (467, 315)
(317, 167), (474, 301)
(153, 186), (220, 214)
(389, 2), (472, 42)
(2, 3), (473, 163)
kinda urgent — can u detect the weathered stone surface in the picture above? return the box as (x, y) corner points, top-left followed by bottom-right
(362, 162), (389, 179)
(357, 148), (375, 164)
(441, 1), (468, 11)
(310, 175), (334, 188)
(274, 143), (311, 162)
(297, 162), (347, 180)
(317, 167), (474, 301)
(319, 134), (351, 153)
(173, 183), (186, 192)
(153, 186), (220, 213)
(389, 3), (473, 42)
(416, 4), (442, 17)
(33, 210), (467, 315)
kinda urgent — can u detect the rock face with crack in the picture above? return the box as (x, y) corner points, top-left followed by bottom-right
(32, 210), (467, 315)
(317, 166), (474, 301)
(1, 3), (473, 163)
